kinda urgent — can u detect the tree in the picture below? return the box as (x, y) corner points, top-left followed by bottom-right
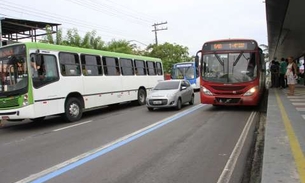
(40, 25), (64, 45)
(145, 42), (192, 73)
(104, 39), (136, 54)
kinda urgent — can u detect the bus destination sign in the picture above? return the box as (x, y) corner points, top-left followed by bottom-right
(203, 41), (256, 51)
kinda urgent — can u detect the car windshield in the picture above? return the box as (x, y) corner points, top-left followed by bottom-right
(0, 45), (28, 96)
(154, 81), (180, 90)
(201, 52), (257, 83)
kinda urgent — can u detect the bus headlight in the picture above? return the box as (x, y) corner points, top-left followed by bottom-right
(201, 86), (213, 95)
(244, 86), (258, 96)
(23, 94), (29, 106)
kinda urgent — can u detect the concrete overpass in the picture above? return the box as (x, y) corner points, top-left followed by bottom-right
(266, 0), (305, 60)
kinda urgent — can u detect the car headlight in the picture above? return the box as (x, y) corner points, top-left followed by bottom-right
(244, 86), (258, 96)
(201, 86), (213, 95)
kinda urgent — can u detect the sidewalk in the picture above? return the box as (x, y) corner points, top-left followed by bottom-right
(262, 85), (305, 183)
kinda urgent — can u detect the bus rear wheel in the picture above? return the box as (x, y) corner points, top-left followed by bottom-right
(137, 88), (146, 105)
(63, 97), (83, 122)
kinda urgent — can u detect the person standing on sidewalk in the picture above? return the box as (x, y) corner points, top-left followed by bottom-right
(285, 56), (298, 95)
(279, 57), (287, 88)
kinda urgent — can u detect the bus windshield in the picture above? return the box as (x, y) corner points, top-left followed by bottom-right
(0, 45), (28, 96)
(171, 64), (195, 79)
(201, 52), (257, 83)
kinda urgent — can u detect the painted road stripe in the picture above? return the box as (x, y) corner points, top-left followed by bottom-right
(275, 90), (305, 182)
(292, 103), (305, 106)
(296, 108), (305, 112)
(53, 120), (93, 132)
(16, 104), (205, 183)
(302, 115), (305, 120)
(217, 111), (257, 183)
(290, 99), (305, 102)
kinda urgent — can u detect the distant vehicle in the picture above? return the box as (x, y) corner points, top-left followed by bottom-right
(0, 42), (164, 122)
(171, 62), (199, 90)
(146, 79), (194, 111)
(195, 38), (266, 106)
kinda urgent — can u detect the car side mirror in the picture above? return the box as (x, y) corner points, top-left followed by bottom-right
(181, 86), (187, 90)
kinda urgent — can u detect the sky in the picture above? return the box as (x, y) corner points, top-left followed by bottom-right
(0, 0), (268, 55)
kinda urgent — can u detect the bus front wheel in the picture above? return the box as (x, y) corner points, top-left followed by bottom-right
(64, 97), (83, 122)
(137, 88), (146, 105)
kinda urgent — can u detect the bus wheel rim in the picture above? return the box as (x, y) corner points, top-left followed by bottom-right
(139, 91), (145, 102)
(69, 103), (80, 117)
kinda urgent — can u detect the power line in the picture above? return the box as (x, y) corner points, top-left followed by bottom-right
(0, 1), (138, 38)
(66, 0), (151, 26)
(152, 22), (168, 45)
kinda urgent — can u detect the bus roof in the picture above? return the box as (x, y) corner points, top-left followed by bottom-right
(4, 42), (162, 62)
(203, 38), (257, 44)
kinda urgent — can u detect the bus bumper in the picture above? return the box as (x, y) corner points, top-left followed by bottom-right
(0, 105), (35, 120)
(201, 93), (260, 106)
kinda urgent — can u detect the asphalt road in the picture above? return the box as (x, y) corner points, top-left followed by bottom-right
(0, 93), (260, 183)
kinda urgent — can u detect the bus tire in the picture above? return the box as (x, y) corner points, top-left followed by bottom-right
(64, 97), (83, 122)
(137, 88), (146, 105)
(189, 95), (194, 105)
(176, 98), (182, 110)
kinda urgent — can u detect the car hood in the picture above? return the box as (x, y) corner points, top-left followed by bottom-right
(149, 89), (178, 97)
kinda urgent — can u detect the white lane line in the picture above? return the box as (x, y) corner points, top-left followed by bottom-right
(53, 120), (93, 132)
(217, 111), (257, 183)
(296, 108), (305, 111)
(292, 103), (305, 105)
(290, 99), (305, 102)
(16, 104), (205, 183)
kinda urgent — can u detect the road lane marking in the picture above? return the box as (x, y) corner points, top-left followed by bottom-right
(53, 120), (93, 132)
(217, 111), (257, 183)
(16, 104), (205, 183)
(275, 90), (305, 182)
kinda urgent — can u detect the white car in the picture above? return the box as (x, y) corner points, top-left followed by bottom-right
(146, 80), (194, 111)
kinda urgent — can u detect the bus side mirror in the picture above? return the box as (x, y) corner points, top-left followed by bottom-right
(35, 54), (42, 67)
(195, 56), (199, 68)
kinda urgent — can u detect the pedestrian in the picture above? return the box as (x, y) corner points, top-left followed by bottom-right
(270, 58), (280, 88)
(279, 57), (287, 88)
(285, 56), (298, 96)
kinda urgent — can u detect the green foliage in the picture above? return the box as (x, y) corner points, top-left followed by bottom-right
(145, 42), (192, 73)
(40, 27), (193, 72)
(104, 39), (135, 54)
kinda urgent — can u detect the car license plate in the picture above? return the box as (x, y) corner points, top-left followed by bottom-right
(153, 100), (162, 104)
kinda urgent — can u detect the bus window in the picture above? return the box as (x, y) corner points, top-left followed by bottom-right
(156, 62), (163, 75)
(81, 54), (102, 76)
(32, 54), (59, 88)
(134, 60), (146, 75)
(103, 57), (120, 76)
(147, 61), (156, 75)
(59, 52), (81, 76)
(120, 58), (134, 75)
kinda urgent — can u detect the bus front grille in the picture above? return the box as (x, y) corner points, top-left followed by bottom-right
(211, 86), (246, 91)
(215, 98), (241, 104)
(0, 98), (19, 108)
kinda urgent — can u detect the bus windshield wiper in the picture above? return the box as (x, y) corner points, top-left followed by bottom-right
(214, 53), (224, 66)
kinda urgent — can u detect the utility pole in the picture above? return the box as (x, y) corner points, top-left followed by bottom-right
(152, 22), (168, 45)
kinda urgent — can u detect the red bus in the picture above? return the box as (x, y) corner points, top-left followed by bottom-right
(195, 39), (266, 106)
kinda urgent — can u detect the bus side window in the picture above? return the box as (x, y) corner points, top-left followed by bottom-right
(147, 61), (156, 75)
(156, 62), (163, 75)
(59, 52), (81, 76)
(103, 57), (120, 76)
(120, 58), (134, 75)
(134, 60), (146, 75)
